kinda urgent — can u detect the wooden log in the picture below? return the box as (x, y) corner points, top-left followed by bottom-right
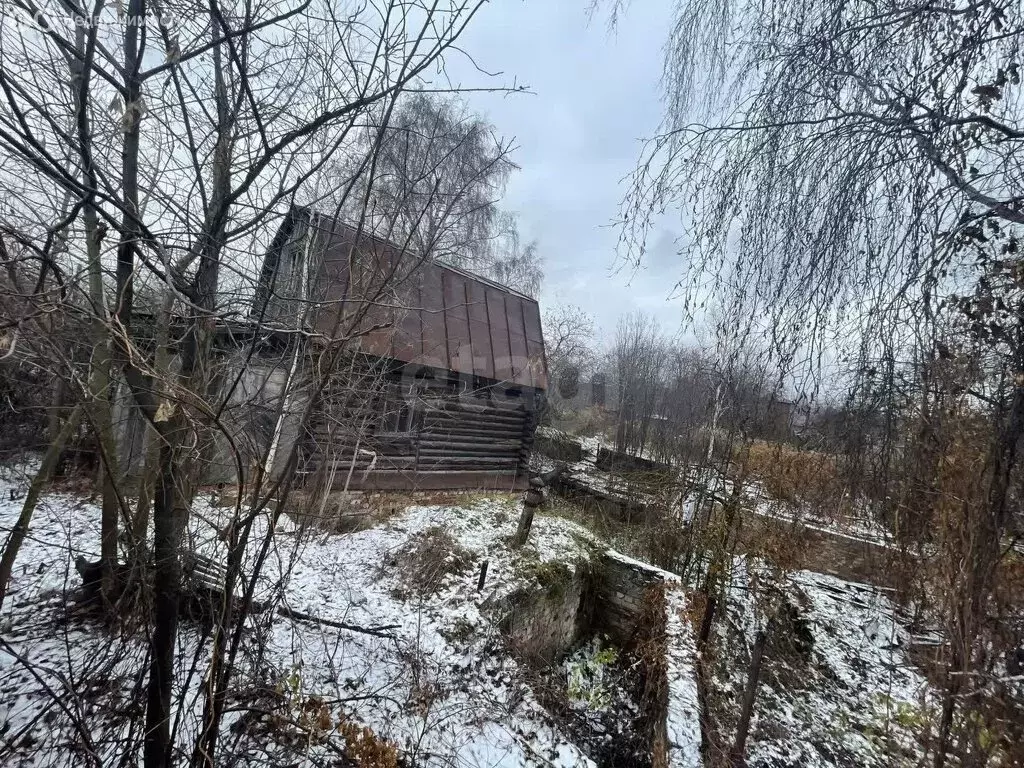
(433, 410), (525, 423)
(420, 425), (525, 439)
(428, 406), (526, 423)
(417, 453), (521, 463)
(413, 456), (519, 468)
(417, 436), (528, 448)
(335, 469), (526, 491)
(310, 456), (417, 472)
(421, 399), (526, 416)
(417, 455), (520, 465)
(415, 442), (524, 454)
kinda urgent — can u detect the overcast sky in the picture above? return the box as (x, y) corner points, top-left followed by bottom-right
(447, 1), (686, 343)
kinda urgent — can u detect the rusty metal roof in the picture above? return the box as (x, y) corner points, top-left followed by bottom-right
(297, 208), (547, 391)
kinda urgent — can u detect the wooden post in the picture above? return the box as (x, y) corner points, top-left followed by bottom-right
(513, 480), (545, 548)
(477, 559), (489, 591)
(512, 465), (567, 549)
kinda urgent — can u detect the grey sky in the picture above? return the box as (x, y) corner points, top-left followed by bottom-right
(448, 1), (685, 343)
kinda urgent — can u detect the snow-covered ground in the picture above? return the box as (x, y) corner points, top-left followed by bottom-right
(535, 427), (896, 555)
(0, 461), (606, 767)
(0, 455), (943, 768)
(706, 560), (934, 768)
(664, 586), (702, 767)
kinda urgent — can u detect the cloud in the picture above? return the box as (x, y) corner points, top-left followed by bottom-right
(446, 1), (684, 338)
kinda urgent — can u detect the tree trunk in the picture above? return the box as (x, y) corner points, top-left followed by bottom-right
(0, 405), (84, 610)
(730, 621), (771, 767)
(73, 16), (121, 603)
(185, 22), (233, 766)
(132, 291), (174, 550)
(144, 440), (179, 768)
(89, 358), (121, 602)
(933, 671), (959, 768)
(696, 592), (717, 651)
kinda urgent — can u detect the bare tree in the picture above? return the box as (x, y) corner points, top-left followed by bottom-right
(543, 303), (595, 400)
(611, 0), (1024, 763)
(610, 311), (665, 456)
(0, 2), (500, 766)
(329, 91), (543, 294)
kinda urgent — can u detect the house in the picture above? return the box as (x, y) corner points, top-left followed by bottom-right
(251, 206), (549, 492)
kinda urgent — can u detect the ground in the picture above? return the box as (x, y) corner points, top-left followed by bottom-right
(0, 458), (940, 767)
(703, 563), (932, 768)
(0, 461), (601, 767)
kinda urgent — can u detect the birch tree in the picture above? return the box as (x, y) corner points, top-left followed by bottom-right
(613, 0), (1024, 762)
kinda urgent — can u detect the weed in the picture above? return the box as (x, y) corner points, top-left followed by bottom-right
(392, 525), (473, 599)
(737, 440), (845, 509)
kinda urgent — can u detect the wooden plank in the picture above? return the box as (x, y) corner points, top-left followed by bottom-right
(336, 469), (527, 491)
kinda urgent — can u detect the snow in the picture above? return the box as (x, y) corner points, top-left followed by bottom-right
(663, 585), (702, 768)
(747, 489), (897, 550)
(0, 454), (945, 768)
(0, 461), (602, 767)
(707, 559), (934, 768)
(605, 548), (681, 583)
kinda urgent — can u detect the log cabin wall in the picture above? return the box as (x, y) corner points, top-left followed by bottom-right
(301, 360), (543, 492)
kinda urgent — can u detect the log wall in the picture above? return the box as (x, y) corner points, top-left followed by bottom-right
(301, 364), (542, 491)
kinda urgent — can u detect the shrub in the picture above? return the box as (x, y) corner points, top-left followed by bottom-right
(737, 440), (844, 508)
(393, 526), (472, 598)
(337, 720), (399, 768)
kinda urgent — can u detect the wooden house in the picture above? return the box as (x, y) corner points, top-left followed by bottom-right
(254, 206), (549, 492)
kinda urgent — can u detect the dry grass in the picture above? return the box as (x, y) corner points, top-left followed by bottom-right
(392, 525), (473, 599)
(285, 491), (380, 535)
(337, 720), (399, 768)
(735, 440), (844, 508)
(628, 583), (671, 768)
(285, 489), (510, 536)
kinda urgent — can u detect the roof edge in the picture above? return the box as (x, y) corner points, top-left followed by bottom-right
(292, 204), (539, 304)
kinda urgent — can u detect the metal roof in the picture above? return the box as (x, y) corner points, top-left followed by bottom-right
(299, 209), (548, 391)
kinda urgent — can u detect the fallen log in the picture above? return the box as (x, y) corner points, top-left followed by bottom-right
(276, 605), (399, 638)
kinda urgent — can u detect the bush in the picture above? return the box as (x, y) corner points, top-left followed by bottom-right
(737, 440), (844, 508)
(392, 526), (472, 598)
